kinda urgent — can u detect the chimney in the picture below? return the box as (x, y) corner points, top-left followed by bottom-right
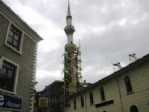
(113, 62), (122, 71)
(129, 53), (137, 63)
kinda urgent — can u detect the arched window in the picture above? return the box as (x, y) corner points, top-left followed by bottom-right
(89, 92), (94, 105)
(80, 95), (84, 107)
(130, 105), (139, 112)
(73, 98), (76, 110)
(124, 76), (133, 94)
(100, 86), (105, 101)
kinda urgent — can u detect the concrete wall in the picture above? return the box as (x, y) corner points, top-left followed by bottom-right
(66, 61), (149, 112)
(118, 62), (149, 112)
(0, 8), (37, 112)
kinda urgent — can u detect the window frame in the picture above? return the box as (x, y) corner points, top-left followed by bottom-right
(0, 56), (19, 94)
(100, 86), (106, 101)
(0, 11), (37, 42)
(130, 105), (139, 112)
(80, 95), (84, 107)
(89, 92), (94, 105)
(73, 98), (77, 110)
(5, 23), (24, 55)
(124, 76), (133, 95)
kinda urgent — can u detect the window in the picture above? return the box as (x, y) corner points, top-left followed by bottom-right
(73, 99), (76, 110)
(124, 76), (133, 95)
(130, 105), (139, 112)
(89, 92), (94, 105)
(0, 59), (17, 92)
(80, 95), (84, 107)
(6, 25), (22, 51)
(100, 86), (105, 101)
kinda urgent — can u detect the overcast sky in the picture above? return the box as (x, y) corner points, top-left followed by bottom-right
(3, 0), (149, 91)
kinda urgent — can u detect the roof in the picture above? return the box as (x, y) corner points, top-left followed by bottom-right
(68, 53), (149, 99)
(38, 80), (64, 96)
(0, 0), (43, 42)
(42, 80), (64, 91)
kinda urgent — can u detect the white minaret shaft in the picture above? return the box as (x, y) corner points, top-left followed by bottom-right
(64, 0), (75, 44)
(67, 0), (72, 25)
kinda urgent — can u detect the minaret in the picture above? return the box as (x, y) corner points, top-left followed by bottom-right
(64, 0), (75, 44)
(64, 0), (81, 98)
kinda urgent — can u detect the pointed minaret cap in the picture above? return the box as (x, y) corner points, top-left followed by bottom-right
(67, 0), (71, 17)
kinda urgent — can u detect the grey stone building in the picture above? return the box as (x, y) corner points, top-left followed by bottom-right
(0, 1), (42, 112)
(65, 54), (149, 112)
(35, 81), (64, 112)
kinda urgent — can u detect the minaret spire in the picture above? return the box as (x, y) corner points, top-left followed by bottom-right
(67, 0), (71, 17)
(64, 0), (75, 44)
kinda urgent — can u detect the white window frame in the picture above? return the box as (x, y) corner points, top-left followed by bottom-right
(5, 22), (24, 55)
(0, 10), (39, 43)
(0, 56), (19, 94)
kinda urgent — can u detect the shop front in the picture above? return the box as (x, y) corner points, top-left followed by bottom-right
(0, 59), (22, 112)
(0, 93), (22, 112)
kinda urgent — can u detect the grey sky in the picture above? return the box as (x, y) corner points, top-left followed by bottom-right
(3, 0), (149, 90)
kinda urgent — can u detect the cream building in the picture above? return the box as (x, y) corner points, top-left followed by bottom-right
(0, 1), (42, 112)
(65, 54), (149, 112)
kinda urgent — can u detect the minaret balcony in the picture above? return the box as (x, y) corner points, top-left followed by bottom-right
(64, 25), (75, 34)
(67, 16), (72, 19)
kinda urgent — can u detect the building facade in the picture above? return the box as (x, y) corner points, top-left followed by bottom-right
(65, 54), (149, 112)
(0, 1), (42, 112)
(35, 81), (64, 112)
